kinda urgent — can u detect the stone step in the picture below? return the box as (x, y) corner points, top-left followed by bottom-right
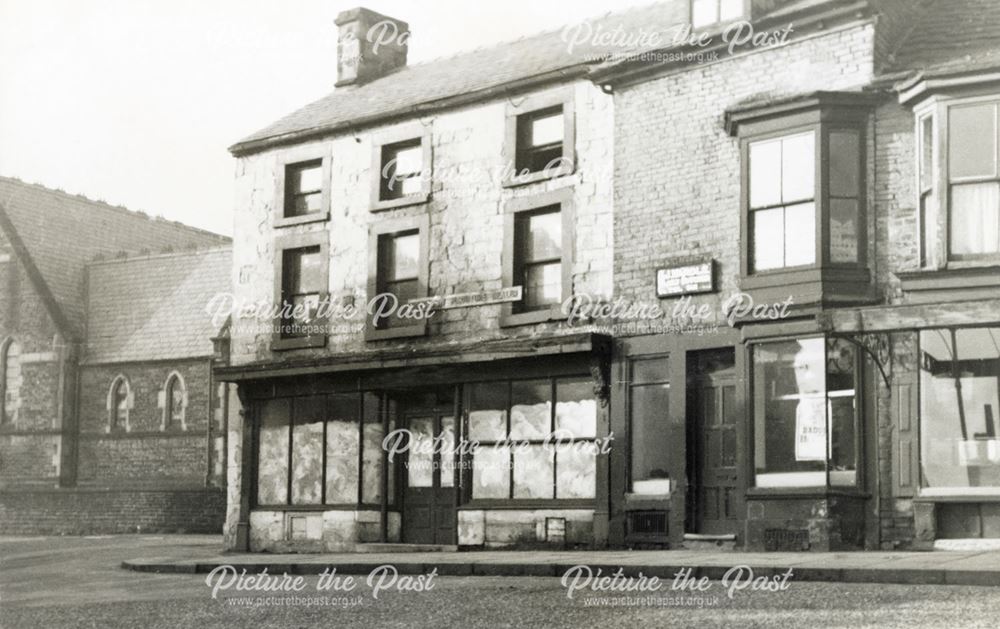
(681, 533), (737, 552)
(355, 543), (459, 553)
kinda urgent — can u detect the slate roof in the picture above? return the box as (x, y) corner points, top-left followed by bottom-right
(0, 176), (229, 337)
(231, 0), (691, 154)
(84, 247), (232, 364)
(885, 0), (1000, 77)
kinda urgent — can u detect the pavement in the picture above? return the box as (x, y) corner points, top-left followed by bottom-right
(117, 536), (1000, 586)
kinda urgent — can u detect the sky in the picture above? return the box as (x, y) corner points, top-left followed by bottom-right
(0, 0), (656, 236)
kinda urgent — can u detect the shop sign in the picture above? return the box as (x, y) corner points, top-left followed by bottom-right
(656, 261), (715, 298)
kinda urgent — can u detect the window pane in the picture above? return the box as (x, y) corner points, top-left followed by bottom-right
(468, 382), (507, 441)
(389, 233), (420, 280)
(632, 356), (670, 384)
(829, 131), (860, 198)
(555, 378), (596, 439)
(949, 103), (997, 179)
(920, 328), (1000, 490)
(290, 192), (323, 216)
(692, 0), (717, 28)
(750, 138), (782, 208)
(510, 379), (551, 440)
(555, 443), (596, 498)
(827, 339), (857, 486)
(950, 182), (1000, 255)
(753, 339), (827, 487)
(524, 263), (562, 309)
(830, 199), (859, 263)
(440, 415), (456, 488)
(325, 394), (360, 504)
(531, 112), (564, 146)
(720, 0), (744, 20)
(407, 417), (435, 488)
(472, 445), (510, 498)
(524, 211), (562, 261)
(291, 163), (323, 193)
(2, 342), (21, 423)
(400, 175), (422, 197)
(920, 116), (934, 190)
(393, 144), (423, 176)
(751, 207), (784, 271)
(361, 393), (383, 504)
(286, 247), (323, 293)
(782, 132), (815, 203)
(169, 381), (185, 423)
(784, 202), (816, 267)
(513, 445), (554, 498)
(630, 382), (671, 487)
(257, 399), (290, 504)
(291, 396), (325, 505)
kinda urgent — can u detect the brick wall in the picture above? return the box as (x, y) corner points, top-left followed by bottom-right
(0, 487), (225, 534)
(229, 80), (615, 365)
(76, 360), (223, 486)
(0, 230), (65, 483)
(613, 24), (877, 321)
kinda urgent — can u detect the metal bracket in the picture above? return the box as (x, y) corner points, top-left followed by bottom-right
(831, 332), (892, 388)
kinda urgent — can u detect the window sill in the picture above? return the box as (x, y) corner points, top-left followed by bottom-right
(897, 265), (1000, 302)
(271, 334), (327, 351)
(371, 192), (430, 213)
(502, 163), (574, 188)
(914, 490), (1000, 503)
(274, 212), (330, 229)
(253, 503), (391, 512)
(459, 499), (595, 510)
(500, 306), (568, 328)
(365, 323), (427, 342)
(746, 486), (869, 500)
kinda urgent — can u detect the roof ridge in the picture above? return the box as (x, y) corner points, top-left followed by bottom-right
(0, 174), (228, 241)
(397, 0), (673, 70)
(86, 244), (232, 267)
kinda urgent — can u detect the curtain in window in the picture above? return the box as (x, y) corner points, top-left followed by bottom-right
(951, 183), (1000, 255)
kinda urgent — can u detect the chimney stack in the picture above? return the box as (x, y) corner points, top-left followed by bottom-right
(335, 7), (409, 87)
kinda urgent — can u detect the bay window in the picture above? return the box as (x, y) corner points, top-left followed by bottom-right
(915, 95), (1000, 265)
(728, 93), (875, 304)
(467, 376), (597, 502)
(919, 327), (1000, 494)
(752, 337), (859, 488)
(256, 392), (391, 507)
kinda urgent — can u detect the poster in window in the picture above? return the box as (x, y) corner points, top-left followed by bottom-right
(795, 397), (826, 462)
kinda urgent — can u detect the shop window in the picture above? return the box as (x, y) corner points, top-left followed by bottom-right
(919, 327), (1000, 494)
(628, 356), (672, 494)
(1, 339), (21, 425)
(467, 376), (597, 502)
(163, 372), (187, 430)
(255, 392), (389, 507)
(273, 232), (329, 351)
(691, 0), (746, 30)
(274, 150), (331, 227)
(107, 375), (132, 433)
(366, 215), (429, 341)
(502, 189), (574, 326)
(752, 337), (859, 488)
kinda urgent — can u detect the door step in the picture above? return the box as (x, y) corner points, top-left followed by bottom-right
(681, 533), (737, 551)
(933, 538), (1000, 552)
(355, 543), (458, 553)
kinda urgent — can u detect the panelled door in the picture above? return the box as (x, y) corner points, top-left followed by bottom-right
(402, 413), (457, 545)
(686, 350), (741, 537)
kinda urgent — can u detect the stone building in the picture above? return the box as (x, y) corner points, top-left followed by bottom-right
(220, 0), (1000, 552)
(0, 177), (231, 533)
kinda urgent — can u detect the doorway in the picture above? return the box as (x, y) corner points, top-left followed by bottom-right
(401, 409), (457, 545)
(686, 348), (741, 537)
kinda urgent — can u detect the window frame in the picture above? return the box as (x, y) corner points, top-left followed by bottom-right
(0, 337), (21, 426)
(690, 0), (750, 31)
(461, 375), (599, 507)
(273, 146), (332, 228)
(161, 371), (187, 431)
(366, 214), (430, 341)
(272, 231), (330, 351)
(370, 123), (433, 212)
(107, 374), (132, 433)
(749, 335), (864, 491)
(915, 92), (1000, 267)
(503, 89), (576, 187)
(728, 94), (875, 293)
(501, 188), (575, 327)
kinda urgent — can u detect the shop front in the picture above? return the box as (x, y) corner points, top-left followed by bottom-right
(217, 334), (614, 552)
